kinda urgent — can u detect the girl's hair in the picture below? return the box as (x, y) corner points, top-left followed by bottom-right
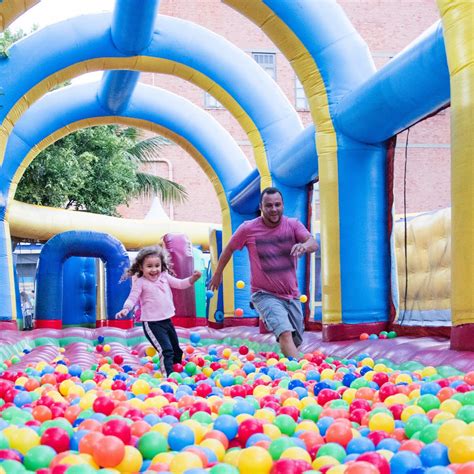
(124, 245), (174, 279)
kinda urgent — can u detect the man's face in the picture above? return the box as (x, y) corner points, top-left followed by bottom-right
(260, 192), (283, 227)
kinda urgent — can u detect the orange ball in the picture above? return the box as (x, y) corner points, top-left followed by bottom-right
(40, 374), (57, 386)
(130, 420), (150, 438)
(64, 405), (81, 423)
(186, 345), (195, 354)
(32, 405), (52, 423)
(92, 435), (125, 468)
(234, 308), (244, 317)
(24, 379), (40, 391)
(464, 371), (474, 386)
(325, 421), (353, 447)
(345, 461), (380, 474)
(359, 333), (369, 340)
(79, 431), (105, 455)
(438, 387), (456, 402)
(399, 439), (424, 454)
(78, 419), (103, 432)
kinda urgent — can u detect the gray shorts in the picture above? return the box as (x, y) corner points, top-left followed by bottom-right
(250, 291), (304, 347)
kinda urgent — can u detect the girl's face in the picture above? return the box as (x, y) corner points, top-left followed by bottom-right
(140, 255), (162, 281)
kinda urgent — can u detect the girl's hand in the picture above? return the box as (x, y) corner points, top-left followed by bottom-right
(115, 308), (128, 319)
(190, 270), (202, 284)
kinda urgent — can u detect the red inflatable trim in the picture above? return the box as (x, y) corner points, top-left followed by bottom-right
(107, 319), (134, 329)
(392, 324), (450, 339)
(35, 320), (62, 329)
(323, 322), (387, 341)
(0, 321), (18, 330)
(224, 317), (259, 327)
(174, 317), (207, 328)
(450, 323), (474, 351)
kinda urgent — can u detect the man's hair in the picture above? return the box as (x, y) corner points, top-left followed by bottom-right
(259, 187), (283, 204)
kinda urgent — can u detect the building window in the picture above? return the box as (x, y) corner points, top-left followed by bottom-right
(252, 52), (276, 80)
(204, 92), (224, 109)
(295, 77), (309, 111)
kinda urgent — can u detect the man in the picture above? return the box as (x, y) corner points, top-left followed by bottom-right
(209, 187), (318, 358)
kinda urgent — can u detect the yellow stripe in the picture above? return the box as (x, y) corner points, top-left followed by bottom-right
(0, 57), (270, 185)
(437, 0), (474, 326)
(224, 0), (342, 324)
(2, 221), (16, 321)
(0, 0), (39, 32)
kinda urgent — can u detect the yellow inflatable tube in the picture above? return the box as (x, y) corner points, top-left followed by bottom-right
(8, 200), (216, 250)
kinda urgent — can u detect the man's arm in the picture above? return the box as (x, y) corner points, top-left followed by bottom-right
(290, 235), (319, 257)
(208, 244), (235, 291)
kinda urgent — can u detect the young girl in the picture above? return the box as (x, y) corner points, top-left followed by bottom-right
(116, 245), (201, 376)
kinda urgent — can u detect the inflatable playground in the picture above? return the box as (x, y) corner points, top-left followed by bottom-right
(0, 0), (473, 473)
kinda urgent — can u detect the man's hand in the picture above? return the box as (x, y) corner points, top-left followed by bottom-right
(290, 242), (307, 257)
(115, 308), (128, 319)
(209, 271), (223, 291)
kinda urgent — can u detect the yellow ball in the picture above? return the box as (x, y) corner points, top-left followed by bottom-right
(421, 366), (437, 377)
(327, 466), (347, 474)
(377, 449), (394, 461)
(169, 452), (203, 474)
(200, 438), (226, 461)
(114, 446), (143, 473)
(299, 294), (308, 303)
(236, 280), (245, 289)
(55, 364), (68, 374)
(223, 448), (242, 466)
(281, 446), (312, 463)
(263, 423), (281, 440)
(15, 376), (28, 387)
(296, 420), (320, 433)
(182, 419), (205, 443)
(395, 373), (413, 384)
(255, 409), (275, 423)
(312, 455), (340, 470)
(448, 435), (474, 463)
(369, 413), (395, 433)
(78, 453), (99, 469)
(238, 446), (273, 474)
(145, 346), (157, 357)
(222, 348), (232, 359)
(9, 427), (40, 455)
(131, 379), (150, 396)
(152, 452), (175, 465)
(253, 385), (271, 398)
(103, 344), (111, 352)
(440, 399), (462, 415)
(343, 388), (357, 404)
(438, 419), (468, 447)
(321, 369), (335, 380)
(361, 357), (374, 368)
(433, 412), (455, 424)
(401, 405), (425, 422)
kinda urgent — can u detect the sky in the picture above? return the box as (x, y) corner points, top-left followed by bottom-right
(11, 0), (115, 84)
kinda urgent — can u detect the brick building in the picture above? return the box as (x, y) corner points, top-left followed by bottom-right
(118, 0), (450, 223)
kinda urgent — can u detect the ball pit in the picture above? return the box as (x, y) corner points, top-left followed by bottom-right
(0, 327), (473, 473)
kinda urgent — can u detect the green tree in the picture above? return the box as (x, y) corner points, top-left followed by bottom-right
(15, 125), (187, 216)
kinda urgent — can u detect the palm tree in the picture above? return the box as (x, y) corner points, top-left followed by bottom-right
(119, 127), (187, 205)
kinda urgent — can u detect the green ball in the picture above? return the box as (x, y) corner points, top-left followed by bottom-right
(234, 375), (245, 386)
(137, 431), (168, 459)
(218, 401), (234, 416)
(24, 445), (56, 471)
(192, 411), (213, 424)
(209, 463), (240, 474)
(168, 372), (183, 383)
(274, 414), (297, 436)
(462, 391), (474, 406)
(0, 459), (26, 473)
(184, 362), (197, 375)
(452, 393), (465, 403)
(316, 442), (346, 462)
(301, 404), (323, 422)
(0, 432), (9, 449)
(38, 418), (74, 437)
(180, 410), (190, 422)
(67, 466), (97, 474)
(417, 394), (440, 412)
(456, 405), (474, 423)
(419, 424), (440, 444)
(329, 399), (349, 410)
(286, 360), (301, 371)
(388, 331), (397, 338)
(268, 437), (296, 460)
(404, 414), (430, 439)
(350, 378), (369, 389)
(80, 369), (95, 382)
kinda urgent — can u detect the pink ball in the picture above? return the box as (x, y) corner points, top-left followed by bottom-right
(40, 427), (70, 453)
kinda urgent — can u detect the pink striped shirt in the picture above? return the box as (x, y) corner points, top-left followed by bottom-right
(123, 273), (192, 322)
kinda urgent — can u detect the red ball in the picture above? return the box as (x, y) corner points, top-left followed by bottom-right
(239, 346), (249, 355)
(388, 403), (405, 420)
(357, 452), (390, 474)
(230, 385), (247, 398)
(349, 408), (367, 424)
(278, 405), (300, 421)
(113, 355), (124, 365)
(379, 382), (398, 401)
(350, 399), (371, 412)
(96, 345), (103, 353)
(173, 363), (184, 373)
(0, 449), (22, 462)
(93, 396), (115, 415)
(51, 466), (68, 474)
(367, 430), (389, 446)
(102, 419), (131, 444)
(111, 380), (127, 391)
(372, 372), (389, 387)
(317, 388), (341, 406)
(237, 418), (263, 446)
(195, 383), (213, 398)
(40, 427), (70, 453)
(270, 459), (312, 474)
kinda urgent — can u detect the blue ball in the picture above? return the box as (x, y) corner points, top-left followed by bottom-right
(377, 438), (401, 452)
(306, 370), (321, 382)
(168, 425), (195, 451)
(346, 436), (376, 455)
(316, 416), (334, 436)
(232, 400), (255, 416)
(13, 391), (32, 407)
(214, 414), (238, 440)
(246, 433), (271, 447)
(420, 442), (449, 467)
(70, 430), (88, 451)
(288, 379), (305, 390)
(97, 335), (105, 343)
(390, 451), (423, 474)
(220, 374), (235, 387)
(425, 468), (455, 474)
(68, 364), (82, 377)
(420, 382), (442, 396)
(342, 373), (358, 387)
(190, 333), (201, 344)
(205, 290), (214, 299)
(198, 446), (217, 464)
(243, 362), (256, 374)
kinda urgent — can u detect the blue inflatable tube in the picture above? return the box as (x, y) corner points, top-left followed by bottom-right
(35, 231), (130, 328)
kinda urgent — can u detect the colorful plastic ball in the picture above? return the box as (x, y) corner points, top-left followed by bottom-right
(190, 333), (201, 344)
(448, 435), (474, 463)
(114, 445), (143, 473)
(388, 331), (397, 338)
(213, 415), (239, 441)
(24, 445), (56, 471)
(103, 344), (111, 352)
(299, 294), (308, 303)
(390, 450), (422, 474)
(102, 419), (131, 444)
(92, 435), (125, 468)
(357, 452), (390, 474)
(238, 419), (263, 446)
(168, 424), (195, 451)
(238, 446), (273, 474)
(40, 427), (70, 453)
(145, 346), (157, 357)
(169, 452), (203, 474)
(419, 442), (449, 467)
(234, 308), (244, 317)
(359, 333), (369, 341)
(236, 280), (245, 289)
(369, 334), (379, 340)
(113, 355), (123, 365)
(137, 431), (168, 459)
(206, 290), (214, 299)
(346, 461), (380, 474)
